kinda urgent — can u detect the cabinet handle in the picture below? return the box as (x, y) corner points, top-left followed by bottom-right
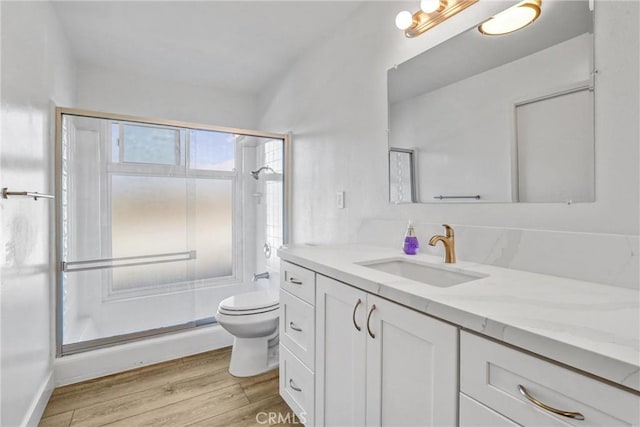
(518, 385), (585, 420)
(289, 378), (302, 392)
(289, 277), (303, 285)
(352, 299), (362, 331)
(366, 304), (376, 339)
(289, 321), (302, 332)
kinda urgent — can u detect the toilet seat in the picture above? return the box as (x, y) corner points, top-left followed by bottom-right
(218, 290), (279, 316)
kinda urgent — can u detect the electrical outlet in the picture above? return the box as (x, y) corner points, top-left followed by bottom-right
(336, 191), (345, 209)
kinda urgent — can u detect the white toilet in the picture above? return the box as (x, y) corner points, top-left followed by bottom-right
(216, 289), (280, 377)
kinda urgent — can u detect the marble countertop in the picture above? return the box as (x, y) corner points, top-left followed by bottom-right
(278, 244), (640, 392)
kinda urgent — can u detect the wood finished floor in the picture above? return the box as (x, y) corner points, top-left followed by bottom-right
(39, 347), (298, 427)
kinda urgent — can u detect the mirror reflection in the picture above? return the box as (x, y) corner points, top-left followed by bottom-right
(388, 0), (594, 204)
(389, 148), (417, 203)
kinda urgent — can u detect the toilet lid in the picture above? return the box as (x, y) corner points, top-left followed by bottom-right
(219, 290), (279, 312)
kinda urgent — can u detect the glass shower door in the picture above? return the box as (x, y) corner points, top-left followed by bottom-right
(58, 112), (239, 354)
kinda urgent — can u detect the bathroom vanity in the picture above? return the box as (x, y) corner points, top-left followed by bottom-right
(277, 245), (639, 426)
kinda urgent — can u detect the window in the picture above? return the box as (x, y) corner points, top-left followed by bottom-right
(102, 121), (239, 295)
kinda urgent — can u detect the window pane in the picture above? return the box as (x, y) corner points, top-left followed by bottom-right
(193, 178), (233, 278)
(189, 129), (235, 171)
(111, 176), (189, 291)
(110, 175), (233, 292)
(122, 124), (180, 165)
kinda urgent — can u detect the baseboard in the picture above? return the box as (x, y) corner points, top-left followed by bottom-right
(24, 371), (54, 427)
(54, 324), (233, 386)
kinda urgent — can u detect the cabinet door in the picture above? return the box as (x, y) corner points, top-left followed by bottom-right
(315, 275), (367, 427)
(365, 295), (458, 427)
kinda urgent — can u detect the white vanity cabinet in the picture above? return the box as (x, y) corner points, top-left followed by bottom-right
(315, 274), (458, 426)
(279, 261), (317, 425)
(460, 332), (640, 427)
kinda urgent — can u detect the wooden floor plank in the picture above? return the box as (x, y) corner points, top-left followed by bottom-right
(106, 384), (249, 427)
(39, 411), (73, 427)
(39, 347), (294, 427)
(187, 395), (297, 427)
(44, 349), (233, 417)
(69, 369), (237, 426)
(236, 369), (280, 403)
(53, 349), (231, 398)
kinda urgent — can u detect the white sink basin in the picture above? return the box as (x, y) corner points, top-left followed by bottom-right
(357, 258), (487, 287)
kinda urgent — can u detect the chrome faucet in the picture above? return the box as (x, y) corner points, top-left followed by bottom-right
(428, 224), (456, 264)
(252, 271), (270, 282)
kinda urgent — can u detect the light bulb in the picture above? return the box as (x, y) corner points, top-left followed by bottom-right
(478, 0), (541, 35)
(420, 0), (440, 13)
(395, 11), (414, 30)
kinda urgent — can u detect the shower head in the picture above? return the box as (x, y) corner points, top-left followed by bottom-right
(250, 166), (275, 180)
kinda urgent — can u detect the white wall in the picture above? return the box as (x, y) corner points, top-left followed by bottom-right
(258, 1), (639, 243)
(0, 1), (76, 425)
(75, 64), (259, 130)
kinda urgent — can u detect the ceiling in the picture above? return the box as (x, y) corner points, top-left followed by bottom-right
(52, 1), (365, 96)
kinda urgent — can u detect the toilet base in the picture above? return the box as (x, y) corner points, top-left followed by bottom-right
(228, 332), (279, 377)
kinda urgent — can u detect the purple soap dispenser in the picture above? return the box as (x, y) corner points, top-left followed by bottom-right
(403, 221), (419, 255)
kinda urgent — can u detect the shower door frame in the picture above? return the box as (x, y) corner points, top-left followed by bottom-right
(54, 107), (291, 356)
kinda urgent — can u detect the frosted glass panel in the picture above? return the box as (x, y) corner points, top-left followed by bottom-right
(122, 124), (180, 165)
(111, 176), (189, 291)
(189, 129), (235, 170)
(194, 179), (234, 278)
(110, 176), (233, 291)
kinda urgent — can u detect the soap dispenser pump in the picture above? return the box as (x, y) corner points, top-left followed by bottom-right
(403, 221), (419, 255)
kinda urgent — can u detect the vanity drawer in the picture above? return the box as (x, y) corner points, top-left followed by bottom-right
(281, 261), (315, 304)
(460, 393), (520, 427)
(280, 344), (314, 426)
(460, 332), (640, 426)
(280, 290), (315, 369)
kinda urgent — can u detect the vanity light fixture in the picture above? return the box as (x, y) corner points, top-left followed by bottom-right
(478, 0), (542, 36)
(395, 0), (479, 38)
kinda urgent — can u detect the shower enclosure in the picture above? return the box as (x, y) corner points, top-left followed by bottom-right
(55, 108), (288, 355)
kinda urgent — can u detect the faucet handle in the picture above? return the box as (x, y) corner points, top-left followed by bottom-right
(442, 224), (454, 237)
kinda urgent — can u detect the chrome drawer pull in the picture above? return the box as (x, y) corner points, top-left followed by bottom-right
(367, 304), (376, 339)
(289, 277), (303, 285)
(518, 385), (585, 420)
(289, 321), (302, 332)
(352, 299), (362, 331)
(289, 379), (302, 392)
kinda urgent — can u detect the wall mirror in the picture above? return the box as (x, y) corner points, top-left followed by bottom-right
(388, 0), (594, 204)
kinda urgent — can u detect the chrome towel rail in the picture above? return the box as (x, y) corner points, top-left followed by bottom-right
(433, 195), (480, 200)
(62, 250), (197, 272)
(2, 187), (54, 200)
